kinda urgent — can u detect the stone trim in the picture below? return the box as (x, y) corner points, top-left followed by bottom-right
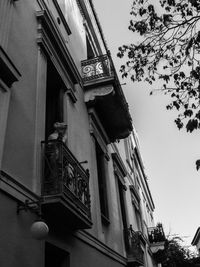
(0, 46), (21, 88)
(0, 170), (40, 203)
(36, 10), (82, 87)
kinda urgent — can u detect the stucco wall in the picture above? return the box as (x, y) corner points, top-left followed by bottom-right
(47, 230), (126, 267)
(0, 192), (44, 267)
(2, 0), (40, 189)
(1, 0), (127, 261)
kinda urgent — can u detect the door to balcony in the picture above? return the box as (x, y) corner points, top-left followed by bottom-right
(45, 243), (70, 267)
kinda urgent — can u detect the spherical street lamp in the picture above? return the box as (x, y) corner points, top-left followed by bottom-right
(30, 220), (49, 240)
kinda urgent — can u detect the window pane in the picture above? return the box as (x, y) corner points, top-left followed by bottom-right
(95, 142), (109, 221)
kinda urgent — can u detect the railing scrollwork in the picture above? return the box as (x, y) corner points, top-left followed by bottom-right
(148, 223), (166, 244)
(41, 140), (91, 218)
(124, 225), (144, 264)
(81, 54), (113, 82)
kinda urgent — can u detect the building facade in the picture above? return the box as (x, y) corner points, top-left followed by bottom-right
(0, 0), (164, 266)
(115, 129), (166, 267)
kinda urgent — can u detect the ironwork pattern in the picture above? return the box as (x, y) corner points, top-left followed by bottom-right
(41, 140), (91, 217)
(124, 225), (144, 264)
(81, 54), (113, 82)
(148, 223), (166, 243)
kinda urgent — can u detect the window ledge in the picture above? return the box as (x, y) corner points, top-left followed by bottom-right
(0, 46), (21, 88)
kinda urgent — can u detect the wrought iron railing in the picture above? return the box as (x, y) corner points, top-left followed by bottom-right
(148, 223), (166, 244)
(41, 140), (91, 217)
(81, 54), (114, 82)
(124, 225), (144, 264)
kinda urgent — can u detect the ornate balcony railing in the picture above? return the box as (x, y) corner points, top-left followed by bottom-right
(81, 54), (113, 83)
(41, 140), (91, 219)
(124, 225), (144, 265)
(148, 223), (166, 244)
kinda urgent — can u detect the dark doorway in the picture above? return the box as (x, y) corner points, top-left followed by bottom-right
(45, 242), (70, 267)
(45, 59), (64, 140)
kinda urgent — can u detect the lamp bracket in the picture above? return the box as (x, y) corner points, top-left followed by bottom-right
(17, 199), (42, 216)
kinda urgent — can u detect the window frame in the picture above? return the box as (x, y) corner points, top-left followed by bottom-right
(95, 141), (110, 223)
(89, 109), (110, 224)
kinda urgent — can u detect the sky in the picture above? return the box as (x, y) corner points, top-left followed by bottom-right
(93, 0), (200, 248)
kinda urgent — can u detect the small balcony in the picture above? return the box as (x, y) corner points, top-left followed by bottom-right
(81, 54), (132, 142)
(124, 225), (144, 266)
(41, 140), (92, 230)
(82, 54), (114, 86)
(148, 223), (166, 254)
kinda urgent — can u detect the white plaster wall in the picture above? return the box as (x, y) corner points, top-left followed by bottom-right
(2, 0), (40, 190)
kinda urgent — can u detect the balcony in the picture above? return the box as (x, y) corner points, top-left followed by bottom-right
(81, 54), (132, 142)
(148, 224), (166, 254)
(41, 140), (92, 230)
(82, 54), (113, 86)
(124, 225), (144, 266)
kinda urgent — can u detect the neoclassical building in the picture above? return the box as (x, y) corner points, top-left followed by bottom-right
(0, 0), (164, 266)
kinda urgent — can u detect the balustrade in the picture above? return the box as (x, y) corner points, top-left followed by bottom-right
(148, 223), (166, 244)
(81, 54), (113, 82)
(124, 225), (144, 265)
(41, 140), (91, 219)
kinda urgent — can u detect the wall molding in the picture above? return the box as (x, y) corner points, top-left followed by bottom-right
(36, 9), (82, 88)
(0, 45), (21, 88)
(74, 230), (127, 266)
(0, 170), (39, 203)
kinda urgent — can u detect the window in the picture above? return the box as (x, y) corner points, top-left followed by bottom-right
(89, 110), (110, 224)
(56, 0), (83, 35)
(86, 35), (95, 59)
(117, 179), (127, 229)
(135, 207), (143, 232)
(45, 243), (70, 267)
(45, 59), (65, 139)
(95, 141), (109, 223)
(112, 153), (128, 230)
(130, 187), (143, 232)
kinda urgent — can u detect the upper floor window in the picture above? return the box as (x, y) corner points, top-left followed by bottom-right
(117, 177), (127, 230)
(112, 152), (128, 231)
(89, 110), (110, 224)
(57, 0), (84, 31)
(130, 188), (142, 232)
(95, 141), (109, 224)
